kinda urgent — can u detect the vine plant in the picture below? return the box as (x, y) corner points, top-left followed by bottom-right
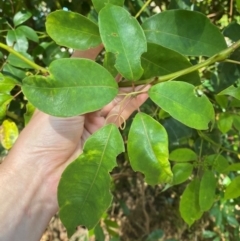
(1, 0), (240, 238)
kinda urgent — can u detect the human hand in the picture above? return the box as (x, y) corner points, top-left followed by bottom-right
(4, 85), (149, 212)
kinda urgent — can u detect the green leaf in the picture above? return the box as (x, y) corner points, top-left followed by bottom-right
(0, 73), (18, 93)
(103, 52), (118, 77)
(3, 64), (26, 81)
(24, 101), (35, 125)
(7, 52), (34, 69)
(128, 113), (172, 185)
(223, 22), (240, 42)
(149, 81), (214, 129)
(217, 113), (233, 133)
(0, 119), (19, 149)
(142, 10), (227, 56)
(180, 178), (203, 226)
(237, 0), (240, 12)
(22, 59), (118, 117)
(94, 223), (105, 241)
(233, 115), (240, 131)
(141, 43), (200, 85)
(204, 154), (229, 174)
(46, 10), (102, 50)
(169, 148), (197, 162)
(0, 94), (13, 120)
(58, 124), (124, 237)
(223, 163), (240, 173)
(99, 5), (147, 81)
(168, 0), (192, 10)
(92, 0), (124, 12)
(224, 176), (240, 200)
(172, 163), (193, 185)
(13, 10), (32, 27)
(17, 25), (39, 43)
(218, 85), (240, 100)
(6, 29), (28, 52)
(199, 170), (216, 211)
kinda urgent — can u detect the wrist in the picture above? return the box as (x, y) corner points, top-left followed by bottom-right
(0, 151), (57, 241)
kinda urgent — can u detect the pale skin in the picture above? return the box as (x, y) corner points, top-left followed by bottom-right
(0, 74), (149, 240)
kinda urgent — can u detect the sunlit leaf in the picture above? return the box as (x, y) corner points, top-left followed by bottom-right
(199, 170), (216, 211)
(6, 29), (28, 52)
(128, 113), (172, 185)
(149, 81), (215, 129)
(180, 178), (203, 226)
(24, 101), (35, 125)
(224, 176), (240, 200)
(99, 5), (147, 80)
(17, 25), (39, 43)
(0, 119), (18, 149)
(0, 94), (13, 120)
(142, 10), (227, 56)
(0, 73), (18, 93)
(13, 10), (32, 27)
(58, 124), (124, 237)
(22, 59), (118, 117)
(46, 10), (102, 50)
(169, 148), (197, 162)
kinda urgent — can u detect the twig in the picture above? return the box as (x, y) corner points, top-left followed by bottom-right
(0, 43), (48, 74)
(135, 0), (152, 18)
(119, 39), (240, 87)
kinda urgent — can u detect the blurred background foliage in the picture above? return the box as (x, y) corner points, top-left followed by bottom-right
(1, 0), (240, 240)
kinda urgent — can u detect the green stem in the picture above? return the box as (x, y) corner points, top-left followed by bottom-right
(119, 39), (240, 87)
(135, 0), (152, 18)
(0, 43), (48, 74)
(224, 59), (240, 65)
(197, 130), (238, 155)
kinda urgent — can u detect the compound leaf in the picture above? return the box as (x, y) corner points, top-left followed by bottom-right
(149, 81), (214, 129)
(128, 113), (172, 185)
(58, 124), (124, 237)
(46, 10), (102, 50)
(99, 5), (147, 81)
(22, 59), (118, 117)
(142, 10), (227, 56)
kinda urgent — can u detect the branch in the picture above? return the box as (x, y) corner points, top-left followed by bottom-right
(0, 43), (48, 74)
(119, 39), (240, 87)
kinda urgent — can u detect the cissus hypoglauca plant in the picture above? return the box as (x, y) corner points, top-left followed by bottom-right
(1, 0), (240, 237)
